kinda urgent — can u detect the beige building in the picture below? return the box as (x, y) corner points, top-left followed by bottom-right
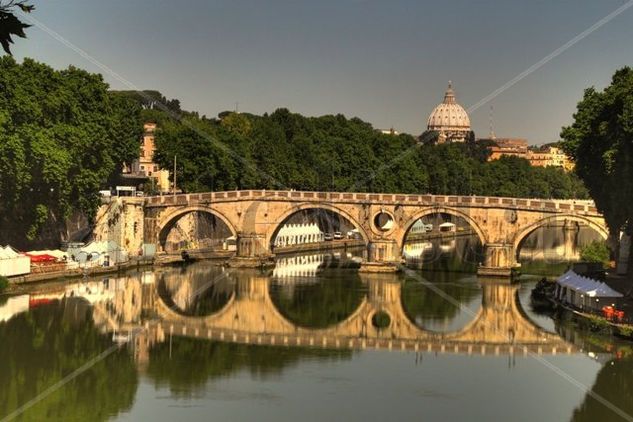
(484, 139), (574, 172)
(484, 138), (529, 161)
(128, 123), (171, 192)
(528, 146), (574, 171)
(426, 82), (471, 143)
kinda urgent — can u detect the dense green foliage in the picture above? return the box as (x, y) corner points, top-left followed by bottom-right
(579, 240), (611, 267)
(111, 90), (181, 114)
(147, 107), (587, 198)
(0, 275), (7, 292)
(0, 57), (142, 247)
(561, 67), (633, 238)
(0, 300), (138, 421)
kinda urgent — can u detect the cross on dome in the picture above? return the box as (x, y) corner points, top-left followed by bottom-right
(444, 81), (456, 104)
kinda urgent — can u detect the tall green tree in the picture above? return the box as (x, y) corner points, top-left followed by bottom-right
(561, 67), (633, 273)
(0, 57), (142, 248)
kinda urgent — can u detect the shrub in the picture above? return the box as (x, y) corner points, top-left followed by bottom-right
(579, 240), (610, 267)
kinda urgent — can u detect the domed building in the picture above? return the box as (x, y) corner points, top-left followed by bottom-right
(426, 82), (471, 143)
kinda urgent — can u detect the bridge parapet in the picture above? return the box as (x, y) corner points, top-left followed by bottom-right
(143, 190), (600, 216)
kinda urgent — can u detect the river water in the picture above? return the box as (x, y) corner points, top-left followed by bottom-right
(1, 229), (631, 422)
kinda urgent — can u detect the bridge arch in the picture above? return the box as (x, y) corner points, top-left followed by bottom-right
(265, 203), (371, 248)
(157, 205), (238, 252)
(512, 214), (608, 258)
(399, 207), (488, 248)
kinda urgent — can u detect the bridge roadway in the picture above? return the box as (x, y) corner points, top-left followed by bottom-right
(95, 190), (607, 277)
(128, 273), (577, 358)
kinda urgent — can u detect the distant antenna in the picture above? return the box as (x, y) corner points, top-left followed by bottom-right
(235, 102), (239, 113)
(489, 105), (496, 139)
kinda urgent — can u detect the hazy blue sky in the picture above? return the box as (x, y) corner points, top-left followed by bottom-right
(13, 0), (633, 143)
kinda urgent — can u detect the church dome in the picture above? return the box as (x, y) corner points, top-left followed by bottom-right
(427, 82), (471, 142)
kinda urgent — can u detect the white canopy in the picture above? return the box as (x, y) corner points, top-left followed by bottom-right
(0, 245), (20, 259)
(557, 270), (623, 298)
(69, 240), (128, 266)
(0, 245), (30, 277)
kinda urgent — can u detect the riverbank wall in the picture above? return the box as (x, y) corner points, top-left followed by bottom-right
(9, 258), (154, 286)
(272, 239), (365, 255)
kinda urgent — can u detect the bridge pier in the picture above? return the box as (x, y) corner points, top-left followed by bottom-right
(359, 240), (401, 273)
(227, 233), (274, 268)
(478, 243), (518, 278)
(561, 219), (580, 261)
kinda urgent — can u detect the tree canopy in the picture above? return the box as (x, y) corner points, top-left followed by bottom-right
(0, 57), (142, 248)
(561, 67), (633, 237)
(561, 67), (633, 276)
(145, 106), (587, 199)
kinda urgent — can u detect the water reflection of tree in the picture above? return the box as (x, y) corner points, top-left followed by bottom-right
(0, 299), (137, 421)
(269, 270), (366, 328)
(157, 263), (235, 316)
(571, 357), (633, 422)
(401, 274), (480, 327)
(146, 338), (351, 397)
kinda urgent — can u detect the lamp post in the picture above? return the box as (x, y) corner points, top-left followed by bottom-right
(173, 155), (177, 197)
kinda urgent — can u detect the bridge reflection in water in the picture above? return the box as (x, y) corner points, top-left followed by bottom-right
(74, 259), (579, 366)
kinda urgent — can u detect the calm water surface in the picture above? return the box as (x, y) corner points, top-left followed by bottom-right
(1, 233), (631, 422)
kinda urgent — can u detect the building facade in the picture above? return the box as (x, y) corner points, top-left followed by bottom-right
(128, 123), (171, 192)
(484, 139), (574, 172)
(484, 138), (529, 160)
(528, 146), (574, 171)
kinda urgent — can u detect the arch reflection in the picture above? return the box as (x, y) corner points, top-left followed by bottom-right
(156, 263), (235, 317)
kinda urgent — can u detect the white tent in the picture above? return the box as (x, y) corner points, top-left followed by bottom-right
(274, 223), (324, 247)
(555, 270), (623, 311)
(69, 241), (128, 267)
(0, 245), (30, 277)
(27, 249), (79, 270)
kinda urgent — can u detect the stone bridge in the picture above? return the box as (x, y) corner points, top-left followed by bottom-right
(96, 190), (607, 276)
(135, 273), (575, 357)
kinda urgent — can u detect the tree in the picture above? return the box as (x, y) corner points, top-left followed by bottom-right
(579, 240), (611, 268)
(145, 104), (586, 202)
(111, 90), (181, 114)
(561, 67), (633, 274)
(0, 57), (142, 248)
(0, 1), (34, 55)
